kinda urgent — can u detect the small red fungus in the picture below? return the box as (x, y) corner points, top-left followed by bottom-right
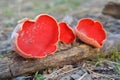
(11, 14), (59, 58)
(75, 18), (106, 48)
(59, 22), (75, 44)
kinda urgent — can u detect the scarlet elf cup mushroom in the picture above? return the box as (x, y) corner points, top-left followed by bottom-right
(59, 22), (75, 44)
(11, 14), (59, 58)
(75, 18), (106, 48)
(11, 14), (106, 58)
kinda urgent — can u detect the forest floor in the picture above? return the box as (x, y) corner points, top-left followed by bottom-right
(0, 0), (120, 80)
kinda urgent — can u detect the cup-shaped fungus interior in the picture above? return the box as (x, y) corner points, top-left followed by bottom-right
(12, 14), (59, 58)
(59, 22), (75, 44)
(75, 18), (106, 48)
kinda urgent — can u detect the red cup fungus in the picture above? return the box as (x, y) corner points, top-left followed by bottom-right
(59, 22), (75, 44)
(75, 18), (106, 48)
(11, 14), (59, 58)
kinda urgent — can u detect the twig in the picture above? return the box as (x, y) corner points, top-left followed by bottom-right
(78, 72), (88, 80)
(87, 68), (120, 78)
(45, 65), (83, 80)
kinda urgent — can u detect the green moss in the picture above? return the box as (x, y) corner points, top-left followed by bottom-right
(0, 53), (14, 58)
(4, 8), (14, 17)
(34, 72), (45, 80)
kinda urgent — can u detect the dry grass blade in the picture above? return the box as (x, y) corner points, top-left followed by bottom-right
(87, 67), (120, 78)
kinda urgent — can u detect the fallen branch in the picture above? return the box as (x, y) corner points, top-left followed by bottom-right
(0, 34), (120, 79)
(0, 44), (98, 79)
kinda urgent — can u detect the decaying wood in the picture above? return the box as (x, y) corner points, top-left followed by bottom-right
(102, 1), (120, 19)
(0, 35), (120, 79)
(0, 44), (98, 79)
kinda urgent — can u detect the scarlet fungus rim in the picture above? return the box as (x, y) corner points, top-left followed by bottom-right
(75, 18), (107, 48)
(11, 14), (60, 58)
